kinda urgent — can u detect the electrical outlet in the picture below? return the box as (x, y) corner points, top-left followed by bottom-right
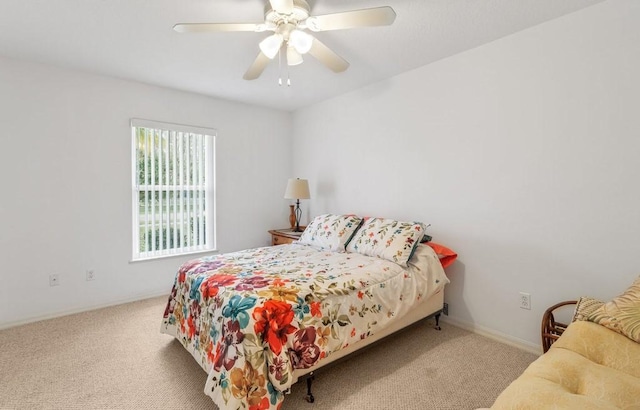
(86, 269), (95, 281)
(49, 274), (60, 286)
(520, 292), (531, 310)
(443, 302), (449, 316)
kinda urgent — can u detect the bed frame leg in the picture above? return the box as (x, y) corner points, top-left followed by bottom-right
(434, 313), (442, 331)
(305, 372), (315, 403)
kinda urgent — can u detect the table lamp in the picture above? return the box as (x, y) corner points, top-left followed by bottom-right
(284, 178), (310, 232)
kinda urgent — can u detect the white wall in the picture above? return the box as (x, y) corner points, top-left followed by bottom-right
(0, 58), (292, 328)
(292, 0), (640, 349)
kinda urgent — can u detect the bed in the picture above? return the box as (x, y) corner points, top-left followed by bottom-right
(161, 215), (453, 410)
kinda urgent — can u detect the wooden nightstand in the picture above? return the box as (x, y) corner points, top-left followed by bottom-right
(268, 228), (305, 245)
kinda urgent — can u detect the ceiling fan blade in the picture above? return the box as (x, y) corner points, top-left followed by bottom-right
(307, 37), (349, 73)
(243, 52), (271, 80)
(306, 7), (396, 32)
(269, 0), (294, 14)
(173, 23), (261, 33)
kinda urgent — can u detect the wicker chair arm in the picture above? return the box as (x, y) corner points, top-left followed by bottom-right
(541, 300), (577, 353)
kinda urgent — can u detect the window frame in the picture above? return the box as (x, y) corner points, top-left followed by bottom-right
(130, 118), (217, 262)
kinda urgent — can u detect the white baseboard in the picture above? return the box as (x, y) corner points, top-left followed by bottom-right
(442, 316), (542, 356)
(0, 291), (169, 331)
(2, 294), (542, 358)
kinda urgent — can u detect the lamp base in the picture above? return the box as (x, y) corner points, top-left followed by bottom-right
(294, 200), (302, 232)
(289, 205), (296, 230)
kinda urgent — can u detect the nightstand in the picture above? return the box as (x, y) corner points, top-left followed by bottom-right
(268, 228), (305, 245)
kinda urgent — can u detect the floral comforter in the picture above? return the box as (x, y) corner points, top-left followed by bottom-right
(161, 243), (448, 410)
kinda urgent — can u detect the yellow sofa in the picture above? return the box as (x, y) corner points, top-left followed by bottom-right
(490, 276), (640, 409)
(491, 320), (640, 409)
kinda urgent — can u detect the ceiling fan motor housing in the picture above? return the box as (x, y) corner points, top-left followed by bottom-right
(264, 0), (310, 26)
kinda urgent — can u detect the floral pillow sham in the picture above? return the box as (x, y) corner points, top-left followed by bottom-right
(345, 217), (425, 267)
(572, 296), (604, 322)
(297, 213), (363, 252)
(587, 275), (640, 343)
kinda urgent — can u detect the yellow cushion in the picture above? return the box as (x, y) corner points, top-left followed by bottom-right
(553, 320), (640, 379)
(588, 275), (640, 343)
(491, 321), (640, 409)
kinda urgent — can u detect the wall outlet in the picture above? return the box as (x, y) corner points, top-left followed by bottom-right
(443, 302), (449, 316)
(86, 269), (96, 281)
(520, 292), (531, 310)
(49, 274), (60, 286)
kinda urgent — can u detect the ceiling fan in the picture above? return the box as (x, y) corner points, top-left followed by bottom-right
(174, 0), (396, 81)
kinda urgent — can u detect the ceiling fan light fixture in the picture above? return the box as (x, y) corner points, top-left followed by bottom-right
(286, 46), (303, 66)
(259, 33), (284, 59)
(289, 29), (313, 54)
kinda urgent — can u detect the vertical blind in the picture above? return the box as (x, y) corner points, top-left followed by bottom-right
(131, 119), (216, 260)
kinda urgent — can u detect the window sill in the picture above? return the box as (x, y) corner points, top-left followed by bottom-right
(129, 248), (218, 264)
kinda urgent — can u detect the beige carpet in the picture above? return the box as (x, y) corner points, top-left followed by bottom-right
(0, 297), (537, 410)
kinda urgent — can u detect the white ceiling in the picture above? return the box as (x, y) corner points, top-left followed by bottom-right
(0, 0), (603, 111)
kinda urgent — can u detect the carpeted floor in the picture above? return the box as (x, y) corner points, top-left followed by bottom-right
(0, 297), (537, 410)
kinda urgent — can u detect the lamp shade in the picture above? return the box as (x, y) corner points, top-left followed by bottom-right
(284, 178), (310, 200)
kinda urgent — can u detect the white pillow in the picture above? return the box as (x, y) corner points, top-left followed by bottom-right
(297, 214), (363, 252)
(345, 217), (425, 267)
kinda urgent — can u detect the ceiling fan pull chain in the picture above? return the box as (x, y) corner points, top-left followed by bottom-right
(278, 47), (283, 86)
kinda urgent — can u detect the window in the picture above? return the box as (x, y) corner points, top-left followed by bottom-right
(131, 119), (216, 261)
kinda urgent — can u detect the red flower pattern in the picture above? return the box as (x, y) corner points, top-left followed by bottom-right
(269, 356), (287, 380)
(252, 299), (296, 356)
(289, 327), (320, 369)
(187, 315), (196, 339)
(249, 397), (270, 410)
(236, 276), (270, 291)
(201, 273), (237, 299)
(213, 320), (245, 372)
(178, 259), (200, 276)
(310, 301), (322, 317)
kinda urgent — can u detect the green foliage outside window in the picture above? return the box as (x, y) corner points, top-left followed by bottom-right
(139, 217), (206, 253)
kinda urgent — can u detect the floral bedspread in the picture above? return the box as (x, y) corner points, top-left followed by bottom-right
(161, 243), (448, 410)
